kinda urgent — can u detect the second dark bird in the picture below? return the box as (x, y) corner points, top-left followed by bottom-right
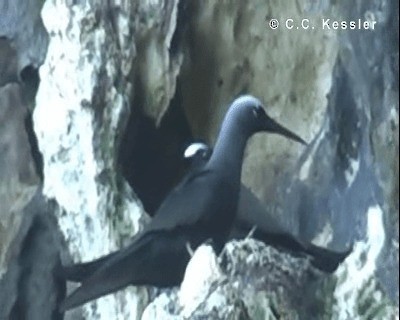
(59, 95), (306, 311)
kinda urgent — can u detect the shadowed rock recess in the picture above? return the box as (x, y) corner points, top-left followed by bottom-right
(0, 0), (398, 320)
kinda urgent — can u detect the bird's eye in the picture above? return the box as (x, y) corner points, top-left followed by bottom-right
(252, 105), (263, 118)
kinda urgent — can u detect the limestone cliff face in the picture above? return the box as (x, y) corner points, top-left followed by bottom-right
(0, 0), (398, 319)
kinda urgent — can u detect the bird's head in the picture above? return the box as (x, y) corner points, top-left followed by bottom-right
(183, 142), (212, 169)
(228, 95), (307, 145)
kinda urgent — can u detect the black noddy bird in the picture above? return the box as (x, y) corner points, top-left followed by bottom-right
(59, 95), (306, 312)
(182, 142), (351, 272)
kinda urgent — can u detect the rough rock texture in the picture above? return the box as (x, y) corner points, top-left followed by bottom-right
(142, 240), (323, 320)
(143, 238), (398, 320)
(32, 1), (153, 319)
(0, 1), (56, 319)
(0, 0), (398, 319)
(0, 84), (39, 277)
(330, 206), (397, 319)
(0, 0), (48, 282)
(288, 0), (399, 302)
(0, 0), (48, 82)
(0, 190), (66, 320)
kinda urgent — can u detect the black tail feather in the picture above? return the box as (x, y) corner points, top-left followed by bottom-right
(61, 251), (118, 282)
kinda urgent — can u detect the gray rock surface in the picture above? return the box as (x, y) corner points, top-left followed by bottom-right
(142, 240), (322, 320)
(0, 190), (65, 320)
(0, 38), (20, 86)
(0, 2), (53, 319)
(0, 0), (48, 79)
(143, 237), (398, 320)
(330, 205), (397, 319)
(0, 0), (397, 319)
(0, 84), (40, 280)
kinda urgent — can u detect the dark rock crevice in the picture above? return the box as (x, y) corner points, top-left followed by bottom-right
(20, 65), (40, 103)
(118, 90), (194, 216)
(24, 111), (44, 181)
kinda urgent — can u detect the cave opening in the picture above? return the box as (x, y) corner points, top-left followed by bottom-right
(116, 0), (204, 216)
(118, 90), (194, 216)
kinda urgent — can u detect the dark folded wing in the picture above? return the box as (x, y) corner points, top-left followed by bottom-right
(145, 168), (218, 233)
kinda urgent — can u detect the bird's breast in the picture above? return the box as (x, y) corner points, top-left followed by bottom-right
(204, 178), (240, 235)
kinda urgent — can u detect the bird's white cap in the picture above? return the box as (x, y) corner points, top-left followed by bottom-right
(183, 142), (209, 159)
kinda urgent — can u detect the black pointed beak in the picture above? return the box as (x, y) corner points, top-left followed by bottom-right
(266, 116), (307, 145)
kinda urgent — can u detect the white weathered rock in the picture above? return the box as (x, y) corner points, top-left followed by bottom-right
(141, 292), (180, 320)
(34, 1), (146, 318)
(179, 244), (225, 317)
(332, 205), (397, 319)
